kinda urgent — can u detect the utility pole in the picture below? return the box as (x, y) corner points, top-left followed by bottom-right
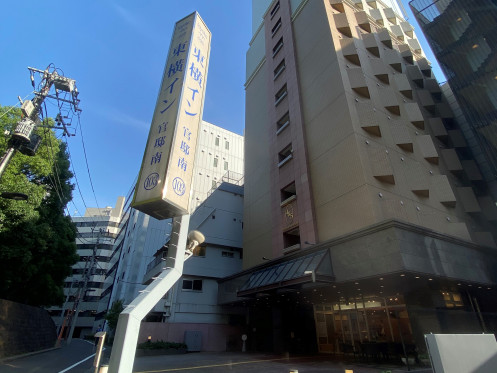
(66, 231), (99, 344)
(55, 281), (76, 347)
(0, 65), (80, 180)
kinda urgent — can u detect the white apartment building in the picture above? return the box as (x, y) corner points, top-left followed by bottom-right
(190, 120), (244, 211)
(105, 121), (244, 320)
(139, 182), (245, 351)
(48, 196), (125, 338)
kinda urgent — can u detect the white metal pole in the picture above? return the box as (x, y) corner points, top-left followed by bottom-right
(0, 148), (16, 179)
(107, 214), (190, 373)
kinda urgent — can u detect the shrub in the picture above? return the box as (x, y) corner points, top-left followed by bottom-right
(137, 340), (187, 350)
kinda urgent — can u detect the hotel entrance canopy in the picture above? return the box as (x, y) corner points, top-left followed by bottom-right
(237, 249), (335, 297)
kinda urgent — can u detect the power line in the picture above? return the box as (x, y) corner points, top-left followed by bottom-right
(37, 106), (63, 205)
(64, 137), (89, 212)
(76, 112), (101, 211)
(0, 92), (34, 121)
(42, 102), (66, 204)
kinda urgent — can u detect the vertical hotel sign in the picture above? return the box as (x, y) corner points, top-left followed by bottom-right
(132, 12), (211, 219)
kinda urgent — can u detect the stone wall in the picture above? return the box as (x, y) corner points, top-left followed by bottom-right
(0, 299), (57, 358)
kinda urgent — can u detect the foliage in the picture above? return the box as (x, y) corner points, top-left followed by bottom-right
(0, 105), (78, 307)
(105, 299), (124, 334)
(137, 340), (187, 350)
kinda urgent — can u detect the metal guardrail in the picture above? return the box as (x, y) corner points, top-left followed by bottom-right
(206, 171), (244, 198)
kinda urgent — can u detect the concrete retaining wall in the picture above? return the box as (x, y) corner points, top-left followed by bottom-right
(0, 299), (57, 358)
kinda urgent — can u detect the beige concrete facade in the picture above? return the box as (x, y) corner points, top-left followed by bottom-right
(231, 0), (497, 356)
(243, 0), (496, 270)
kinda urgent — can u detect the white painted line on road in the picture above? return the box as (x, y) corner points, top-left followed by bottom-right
(57, 353), (95, 373)
(57, 339), (107, 373)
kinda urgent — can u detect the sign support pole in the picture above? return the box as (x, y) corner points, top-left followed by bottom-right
(108, 214), (190, 373)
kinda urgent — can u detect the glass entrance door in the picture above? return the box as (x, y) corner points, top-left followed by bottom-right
(314, 295), (413, 355)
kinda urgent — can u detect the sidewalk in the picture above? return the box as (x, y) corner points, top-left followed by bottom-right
(1, 342), (433, 373)
(128, 351), (433, 373)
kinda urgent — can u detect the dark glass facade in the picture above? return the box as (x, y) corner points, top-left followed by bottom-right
(410, 0), (497, 201)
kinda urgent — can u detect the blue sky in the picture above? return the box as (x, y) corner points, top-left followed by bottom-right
(0, 1), (444, 216)
(1, 1), (252, 215)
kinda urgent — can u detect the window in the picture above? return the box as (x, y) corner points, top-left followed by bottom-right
(274, 59), (286, 80)
(281, 182), (296, 204)
(224, 161), (228, 170)
(193, 246), (206, 257)
(225, 140), (229, 150)
(278, 144), (293, 167)
(215, 137), (220, 146)
(272, 18), (282, 37)
(283, 227), (301, 253)
(273, 37), (283, 57)
(275, 84), (288, 106)
(213, 157), (218, 167)
(222, 251), (234, 258)
(182, 279), (203, 291)
(270, 1), (280, 19)
(276, 111), (290, 135)
(442, 291), (464, 308)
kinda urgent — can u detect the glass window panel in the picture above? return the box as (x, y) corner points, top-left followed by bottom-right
(304, 251), (325, 272)
(248, 271), (265, 288)
(253, 269), (272, 287)
(273, 262), (293, 282)
(182, 280), (192, 290)
(293, 255), (314, 277)
(263, 264), (285, 285)
(282, 260), (302, 281)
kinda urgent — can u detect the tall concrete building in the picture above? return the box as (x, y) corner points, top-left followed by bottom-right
(48, 197), (125, 338)
(219, 0), (497, 357)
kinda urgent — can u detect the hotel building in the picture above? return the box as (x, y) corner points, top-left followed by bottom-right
(219, 0), (497, 356)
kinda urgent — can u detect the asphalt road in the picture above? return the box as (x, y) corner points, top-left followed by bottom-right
(0, 340), (433, 373)
(0, 339), (97, 373)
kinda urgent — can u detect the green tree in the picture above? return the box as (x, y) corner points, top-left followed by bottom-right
(0, 105), (79, 307)
(105, 299), (124, 335)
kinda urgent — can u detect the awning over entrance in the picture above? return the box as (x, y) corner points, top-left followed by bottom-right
(237, 249), (334, 297)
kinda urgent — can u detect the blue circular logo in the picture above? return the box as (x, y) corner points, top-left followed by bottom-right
(144, 173), (159, 190)
(172, 177), (186, 196)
